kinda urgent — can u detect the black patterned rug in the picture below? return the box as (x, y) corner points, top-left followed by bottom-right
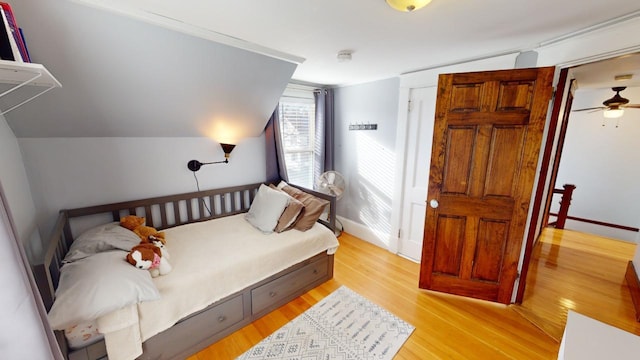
(237, 286), (415, 360)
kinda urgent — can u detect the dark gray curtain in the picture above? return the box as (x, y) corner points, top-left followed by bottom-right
(314, 88), (335, 183)
(265, 106), (289, 183)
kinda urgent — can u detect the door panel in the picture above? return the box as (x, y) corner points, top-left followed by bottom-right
(419, 67), (555, 304)
(442, 127), (476, 195)
(484, 126), (525, 197)
(433, 215), (466, 276)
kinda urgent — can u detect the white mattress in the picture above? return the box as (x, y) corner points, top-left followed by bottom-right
(99, 214), (339, 359)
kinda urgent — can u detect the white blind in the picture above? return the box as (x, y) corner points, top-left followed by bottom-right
(279, 99), (315, 189)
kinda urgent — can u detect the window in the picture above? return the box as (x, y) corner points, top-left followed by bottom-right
(278, 94), (315, 189)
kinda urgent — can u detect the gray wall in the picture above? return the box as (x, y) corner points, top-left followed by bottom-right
(0, 116), (54, 358)
(8, 0), (295, 138)
(0, 115), (41, 251)
(19, 136), (267, 256)
(334, 78), (400, 239)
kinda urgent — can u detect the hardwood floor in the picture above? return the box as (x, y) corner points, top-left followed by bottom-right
(188, 232), (562, 359)
(516, 227), (640, 341)
(187, 228), (640, 359)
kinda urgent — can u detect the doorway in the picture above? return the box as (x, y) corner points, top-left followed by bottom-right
(522, 54), (640, 289)
(542, 55), (640, 243)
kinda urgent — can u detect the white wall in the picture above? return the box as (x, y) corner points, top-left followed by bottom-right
(19, 136), (267, 256)
(0, 115), (57, 358)
(552, 87), (640, 242)
(334, 78), (400, 247)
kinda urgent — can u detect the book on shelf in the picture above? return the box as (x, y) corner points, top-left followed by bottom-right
(0, 7), (13, 61)
(0, 2), (29, 62)
(18, 27), (29, 62)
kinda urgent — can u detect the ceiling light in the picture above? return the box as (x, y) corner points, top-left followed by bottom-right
(614, 74), (633, 81)
(603, 108), (624, 119)
(386, 0), (432, 12)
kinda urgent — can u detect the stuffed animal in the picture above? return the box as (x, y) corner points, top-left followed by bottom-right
(133, 225), (166, 243)
(120, 215), (166, 243)
(120, 215), (145, 231)
(140, 234), (170, 260)
(126, 243), (172, 277)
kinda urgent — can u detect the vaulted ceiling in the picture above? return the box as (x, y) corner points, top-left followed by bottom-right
(73, 0), (640, 85)
(5, 0), (640, 138)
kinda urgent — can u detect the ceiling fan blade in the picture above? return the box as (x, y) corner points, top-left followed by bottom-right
(572, 107), (605, 112)
(624, 104), (640, 109)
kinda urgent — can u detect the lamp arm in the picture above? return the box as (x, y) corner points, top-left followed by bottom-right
(200, 159), (229, 165)
(187, 159), (228, 172)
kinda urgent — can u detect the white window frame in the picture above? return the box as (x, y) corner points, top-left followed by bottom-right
(278, 84), (316, 189)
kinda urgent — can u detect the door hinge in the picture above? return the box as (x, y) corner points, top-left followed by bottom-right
(408, 100), (413, 112)
(397, 229), (402, 238)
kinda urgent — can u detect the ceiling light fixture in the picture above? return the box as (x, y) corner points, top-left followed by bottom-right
(337, 50), (352, 62)
(614, 74), (633, 81)
(603, 108), (624, 119)
(386, 0), (432, 12)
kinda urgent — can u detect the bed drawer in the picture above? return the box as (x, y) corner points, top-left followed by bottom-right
(252, 256), (328, 315)
(141, 293), (245, 359)
(178, 293), (245, 336)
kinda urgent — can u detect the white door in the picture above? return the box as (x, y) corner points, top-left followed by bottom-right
(397, 87), (437, 261)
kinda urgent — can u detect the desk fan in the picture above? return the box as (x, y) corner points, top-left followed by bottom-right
(316, 171), (346, 235)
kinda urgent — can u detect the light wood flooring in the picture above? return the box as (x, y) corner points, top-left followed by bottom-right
(515, 227), (640, 341)
(188, 229), (639, 359)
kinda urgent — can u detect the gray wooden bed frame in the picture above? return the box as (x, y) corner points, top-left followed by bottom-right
(32, 182), (336, 360)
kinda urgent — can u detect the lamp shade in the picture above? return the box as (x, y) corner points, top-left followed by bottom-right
(220, 143), (236, 158)
(603, 108), (624, 119)
(386, 0), (432, 12)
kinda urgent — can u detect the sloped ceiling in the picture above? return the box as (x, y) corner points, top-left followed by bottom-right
(7, 0), (296, 139)
(6, 0), (640, 138)
(70, 0), (640, 86)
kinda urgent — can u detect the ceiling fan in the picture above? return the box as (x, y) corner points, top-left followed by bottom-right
(572, 86), (640, 118)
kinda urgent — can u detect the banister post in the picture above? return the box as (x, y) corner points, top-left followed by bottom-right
(556, 184), (576, 229)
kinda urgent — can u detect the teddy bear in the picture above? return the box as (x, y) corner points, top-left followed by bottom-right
(120, 215), (145, 231)
(120, 215), (167, 243)
(125, 243), (172, 277)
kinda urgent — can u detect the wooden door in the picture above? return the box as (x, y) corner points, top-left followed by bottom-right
(419, 67), (555, 304)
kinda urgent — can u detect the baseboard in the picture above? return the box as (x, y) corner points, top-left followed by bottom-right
(337, 216), (392, 252)
(624, 261), (640, 322)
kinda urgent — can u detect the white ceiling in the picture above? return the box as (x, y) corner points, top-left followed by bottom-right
(75, 0), (640, 86)
(570, 53), (640, 90)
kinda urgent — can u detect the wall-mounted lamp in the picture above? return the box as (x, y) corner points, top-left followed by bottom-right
(187, 143), (236, 171)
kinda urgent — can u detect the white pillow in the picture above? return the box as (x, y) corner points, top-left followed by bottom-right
(64, 222), (141, 263)
(245, 184), (290, 233)
(48, 250), (160, 330)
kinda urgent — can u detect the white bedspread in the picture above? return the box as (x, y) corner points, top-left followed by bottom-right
(99, 214), (339, 359)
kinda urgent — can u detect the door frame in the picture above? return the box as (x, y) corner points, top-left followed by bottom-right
(392, 48), (640, 303)
(514, 67), (570, 303)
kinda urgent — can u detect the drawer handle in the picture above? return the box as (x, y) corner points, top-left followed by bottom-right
(269, 291), (277, 298)
(313, 269), (318, 275)
(217, 315), (226, 323)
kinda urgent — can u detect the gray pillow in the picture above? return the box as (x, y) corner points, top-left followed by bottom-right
(48, 250), (160, 330)
(245, 184), (290, 233)
(64, 222), (141, 263)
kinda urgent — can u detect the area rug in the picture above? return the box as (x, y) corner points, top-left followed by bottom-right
(237, 286), (415, 360)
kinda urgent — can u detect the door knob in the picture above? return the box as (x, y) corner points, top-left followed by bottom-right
(429, 199), (439, 208)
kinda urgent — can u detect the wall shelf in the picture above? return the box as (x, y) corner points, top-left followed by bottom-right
(0, 60), (61, 115)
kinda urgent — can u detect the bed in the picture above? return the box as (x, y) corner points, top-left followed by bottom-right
(32, 182), (339, 360)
